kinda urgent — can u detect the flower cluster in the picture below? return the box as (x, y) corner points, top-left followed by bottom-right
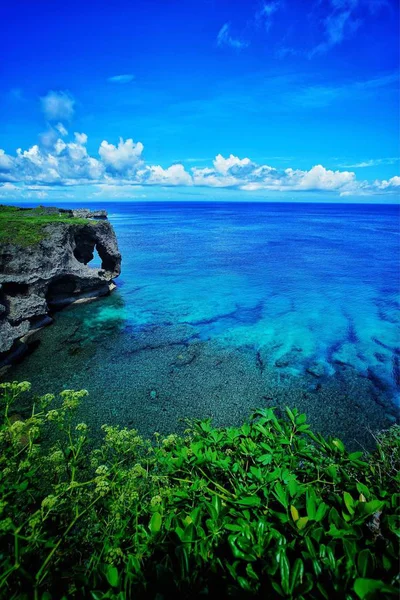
(162, 434), (178, 449)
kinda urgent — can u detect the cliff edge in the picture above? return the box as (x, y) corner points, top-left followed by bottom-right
(0, 205), (121, 365)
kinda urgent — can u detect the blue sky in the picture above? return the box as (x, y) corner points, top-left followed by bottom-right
(0, 0), (398, 202)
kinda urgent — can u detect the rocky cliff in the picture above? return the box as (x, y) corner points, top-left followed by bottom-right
(0, 206), (121, 366)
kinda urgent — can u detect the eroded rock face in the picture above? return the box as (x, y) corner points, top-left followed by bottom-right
(0, 210), (121, 363)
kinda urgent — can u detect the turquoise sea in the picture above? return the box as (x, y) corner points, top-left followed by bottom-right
(6, 201), (400, 448)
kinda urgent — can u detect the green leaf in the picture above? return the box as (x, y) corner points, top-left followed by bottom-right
(296, 413), (307, 425)
(356, 482), (370, 498)
(326, 465), (338, 480)
(183, 522), (195, 543)
(306, 490), (317, 520)
(357, 550), (375, 578)
(278, 549), (290, 595)
(354, 578), (385, 599)
(246, 563), (259, 581)
(326, 545), (336, 569)
(315, 502), (328, 522)
(343, 539), (357, 561)
(285, 407), (295, 424)
(332, 438), (345, 453)
(273, 482), (288, 509)
(355, 500), (384, 521)
(312, 558), (322, 577)
(349, 451), (363, 461)
(290, 505), (299, 522)
(288, 478), (299, 497)
(297, 423), (310, 432)
(176, 546), (189, 577)
(343, 491), (355, 515)
(296, 516), (309, 530)
(305, 536), (316, 558)
(289, 558), (304, 593)
(242, 422), (251, 436)
(317, 582), (329, 599)
(213, 494), (222, 516)
(228, 535), (256, 561)
(236, 495), (261, 507)
(105, 565), (119, 588)
(149, 511), (162, 534)
(225, 523), (243, 532)
(271, 581), (284, 596)
(237, 576), (252, 591)
(257, 453), (273, 465)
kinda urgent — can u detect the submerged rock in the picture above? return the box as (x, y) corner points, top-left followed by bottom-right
(306, 362), (325, 378)
(0, 206), (121, 365)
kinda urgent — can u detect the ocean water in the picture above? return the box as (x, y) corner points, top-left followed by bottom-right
(5, 201), (400, 448)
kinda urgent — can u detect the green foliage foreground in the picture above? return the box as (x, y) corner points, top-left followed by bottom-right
(0, 383), (399, 600)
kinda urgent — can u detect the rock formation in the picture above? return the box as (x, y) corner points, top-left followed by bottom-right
(0, 207), (121, 366)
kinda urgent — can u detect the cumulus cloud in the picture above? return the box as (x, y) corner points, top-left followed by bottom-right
(74, 132), (88, 145)
(142, 164), (193, 186)
(0, 149), (14, 174)
(40, 91), (75, 121)
(99, 137), (144, 175)
(213, 154), (253, 175)
(0, 133), (103, 186)
(217, 23), (249, 50)
(374, 175), (400, 190)
(107, 74), (135, 83)
(0, 131), (398, 198)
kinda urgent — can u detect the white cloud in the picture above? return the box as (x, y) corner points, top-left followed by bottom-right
(107, 74), (135, 83)
(0, 149), (14, 173)
(283, 164), (355, 191)
(55, 122), (68, 136)
(217, 23), (249, 50)
(374, 175), (400, 190)
(0, 130), (398, 197)
(142, 164), (192, 186)
(99, 137), (144, 174)
(74, 132), (88, 145)
(310, 0), (389, 56)
(340, 157), (398, 168)
(213, 153), (253, 175)
(40, 91), (75, 121)
(0, 133), (104, 185)
(256, 1), (282, 31)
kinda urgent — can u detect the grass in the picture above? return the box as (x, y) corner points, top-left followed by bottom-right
(0, 206), (94, 247)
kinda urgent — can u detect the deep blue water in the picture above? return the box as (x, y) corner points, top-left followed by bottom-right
(5, 201), (400, 446)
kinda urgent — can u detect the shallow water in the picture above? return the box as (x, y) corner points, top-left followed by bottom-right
(5, 201), (400, 448)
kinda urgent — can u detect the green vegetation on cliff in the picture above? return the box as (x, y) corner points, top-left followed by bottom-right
(0, 206), (91, 247)
(0, 382), (399, 599)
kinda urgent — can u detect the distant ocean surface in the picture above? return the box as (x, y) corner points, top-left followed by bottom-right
(6, 201), (400, 448)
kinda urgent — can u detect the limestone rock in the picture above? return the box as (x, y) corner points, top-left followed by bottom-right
(72, 209), (108, 219)
(0, 208), (121, 361)
(0, 319), (30, 353)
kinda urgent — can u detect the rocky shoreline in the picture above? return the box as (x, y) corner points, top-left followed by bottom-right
(0, 206), (121, 370)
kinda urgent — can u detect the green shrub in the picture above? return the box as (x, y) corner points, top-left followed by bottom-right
(0, 382), (398, 599)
